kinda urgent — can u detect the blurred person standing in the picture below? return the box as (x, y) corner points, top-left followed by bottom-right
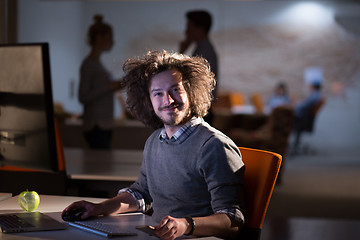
(79, 14), (122, 149)
(179, 10), (218, 125)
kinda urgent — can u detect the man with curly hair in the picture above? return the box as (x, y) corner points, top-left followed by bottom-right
(63, 51), (245, 240)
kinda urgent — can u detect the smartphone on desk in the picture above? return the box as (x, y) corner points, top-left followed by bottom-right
(136, 225), (156, 236)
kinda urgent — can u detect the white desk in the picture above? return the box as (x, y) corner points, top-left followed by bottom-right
(0, 195), (220, 240)
(64, 148), (143, 182)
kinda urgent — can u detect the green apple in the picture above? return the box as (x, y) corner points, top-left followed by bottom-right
(18, 190), (40, 212)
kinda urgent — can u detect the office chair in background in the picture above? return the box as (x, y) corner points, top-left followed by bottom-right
(238, 146), (282, 240)
(292, 98), (325, 154)
(250, 93), (264, 114)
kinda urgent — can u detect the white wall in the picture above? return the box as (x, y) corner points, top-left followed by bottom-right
(18, 0), (85, 113)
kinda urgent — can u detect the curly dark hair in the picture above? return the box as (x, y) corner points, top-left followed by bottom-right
(121, 50), (216, 129)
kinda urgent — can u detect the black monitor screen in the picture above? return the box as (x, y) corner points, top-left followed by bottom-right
(0, 43), (58, 172)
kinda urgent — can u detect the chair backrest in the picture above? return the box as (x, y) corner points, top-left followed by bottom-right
(312, 98), (325, 115)
(0, 119), (67, 195)
(230, 92), (246, 106)
(267, 106), (295, 154)
(299, 97), (326, 133)
(250, 93), (264, 113)
(238, 147), (282, 239)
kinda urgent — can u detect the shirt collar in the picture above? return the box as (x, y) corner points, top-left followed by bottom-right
(159, 117), (202, 144)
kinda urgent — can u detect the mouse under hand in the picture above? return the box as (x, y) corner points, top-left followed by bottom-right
(62, 208), (87, 222)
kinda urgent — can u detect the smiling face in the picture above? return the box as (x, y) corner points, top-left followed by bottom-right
(149, 69), (191, 135)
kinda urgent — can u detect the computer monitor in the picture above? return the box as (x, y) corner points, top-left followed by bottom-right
(0, 43), (58, 172)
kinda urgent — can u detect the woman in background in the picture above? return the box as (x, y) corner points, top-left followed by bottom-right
(79, 14), (122, 149)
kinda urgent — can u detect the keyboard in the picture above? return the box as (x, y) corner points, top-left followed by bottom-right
(0, 214), (34, 230)
(69, 220), (137, 238)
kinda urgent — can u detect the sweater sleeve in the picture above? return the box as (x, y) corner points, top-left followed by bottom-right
(127, 160), (153, 213)
(126, 132), (158, 213)
(198, 136), (246, 223)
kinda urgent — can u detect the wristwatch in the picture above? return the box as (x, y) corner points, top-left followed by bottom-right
(185, 217), (195, 236)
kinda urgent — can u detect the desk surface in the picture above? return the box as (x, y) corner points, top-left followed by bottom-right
(2, 195), (359, 240)
(0, 195), (219, 240)
(64, 148), (143, 182)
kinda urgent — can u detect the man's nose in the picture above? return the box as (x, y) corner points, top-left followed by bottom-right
(164, 93), (175, 105)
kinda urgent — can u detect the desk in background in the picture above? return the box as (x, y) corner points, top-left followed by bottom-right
(59, 119), (153, 149)
(65, 148), (143, 182)
(0, 195), (220, 240)
(64, 148), (143, 197)
(0, 193), (12, 201)
(261, 216), (360, 240)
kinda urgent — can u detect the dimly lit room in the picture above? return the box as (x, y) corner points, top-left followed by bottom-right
(1, 0), (359, 239)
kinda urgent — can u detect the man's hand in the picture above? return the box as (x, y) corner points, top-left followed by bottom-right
(62, 200), (101, 220)
(179, 39), (193, 53)
(62, 192), (138, 222)
(154, 216), (190, 240)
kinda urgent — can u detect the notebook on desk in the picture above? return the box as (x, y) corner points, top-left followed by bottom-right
(0, 212), (66, 233)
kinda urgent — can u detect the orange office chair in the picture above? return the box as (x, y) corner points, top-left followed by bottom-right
(230, 92), (246, 107)
(0, 119), (67, 196)
(238, 146), (282, 240)
(250, 93), (264, 114)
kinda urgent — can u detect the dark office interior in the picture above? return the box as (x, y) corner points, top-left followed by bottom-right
(1, 0), (360, 239)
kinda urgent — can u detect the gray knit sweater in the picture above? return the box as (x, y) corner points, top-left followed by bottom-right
(129, 120), (245, 222)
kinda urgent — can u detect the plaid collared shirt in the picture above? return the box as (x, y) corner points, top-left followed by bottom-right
(159, 117), (202, 144)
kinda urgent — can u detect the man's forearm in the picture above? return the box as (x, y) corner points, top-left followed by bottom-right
(99, 192), (138, 216)
(191, 213), (241, 239)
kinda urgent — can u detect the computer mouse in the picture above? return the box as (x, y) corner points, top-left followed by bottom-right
(62, 208), (87, 222)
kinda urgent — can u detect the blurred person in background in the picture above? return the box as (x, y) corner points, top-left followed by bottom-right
(266, 82), (291, 113)
(79, 14), (122, 149)
(292, 80), (323, 151)
(179, 10), (218, 125)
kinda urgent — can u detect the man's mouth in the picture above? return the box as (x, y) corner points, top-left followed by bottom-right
(160, 103), (181, 111)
